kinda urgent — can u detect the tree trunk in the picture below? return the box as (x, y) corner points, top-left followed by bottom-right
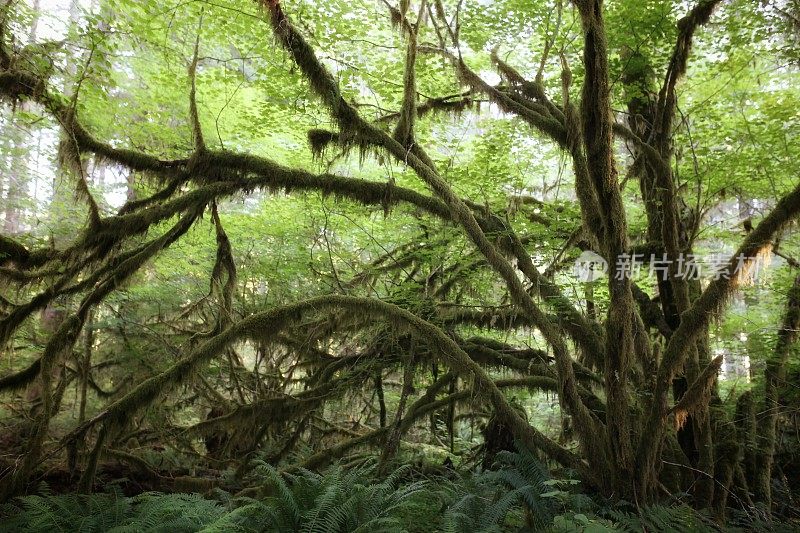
(753, 274), (800, 507)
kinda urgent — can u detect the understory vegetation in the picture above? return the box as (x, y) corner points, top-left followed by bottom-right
(1, 0), (800, 530)
(2, 447), (779, 532)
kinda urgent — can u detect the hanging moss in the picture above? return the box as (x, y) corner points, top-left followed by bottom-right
(669, 355), (722, 430)
(207, 203), (237, 334)
(391, 7), (421, 148)
(491, 49), (566, 124)
(0, 70), (45, 101)
(307, 128), (338, 160)
(259, 0), (361, 131)
(454, 58), (568, 148)
(380, 93), (473, 124)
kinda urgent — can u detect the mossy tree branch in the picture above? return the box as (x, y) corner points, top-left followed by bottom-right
(65, 294), (589, 479)
(256, 2), (602, 471)
(638, 182), (800, 499)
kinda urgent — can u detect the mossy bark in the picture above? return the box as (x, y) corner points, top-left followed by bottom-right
(753, 275), (800, 507)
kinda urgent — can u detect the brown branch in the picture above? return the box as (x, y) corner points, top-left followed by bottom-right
(668, 354), (723, 425)
(654, 0), (722, 146)
(188, 12), (205, 152)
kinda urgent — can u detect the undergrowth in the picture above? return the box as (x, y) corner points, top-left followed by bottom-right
(0, 447), (796, 532)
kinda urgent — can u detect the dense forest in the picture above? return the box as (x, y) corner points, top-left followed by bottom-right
(0, 0), (799, 530)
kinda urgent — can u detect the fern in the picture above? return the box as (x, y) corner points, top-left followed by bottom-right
(6, 453), (787, 533)
(439, 444), (572, 532)
(131, 492), (226, 532)
(242, 460), (424, 532)
(199, 499), (273, 532)
(251, 460), (301, 528)
(0, 492), (132, 533)
(605, 503), (716, 533)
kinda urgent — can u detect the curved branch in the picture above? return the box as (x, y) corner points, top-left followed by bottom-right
(67, 294), (588, 476)
(299, 373), (574, 471)
(256, 0), (601, 451)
